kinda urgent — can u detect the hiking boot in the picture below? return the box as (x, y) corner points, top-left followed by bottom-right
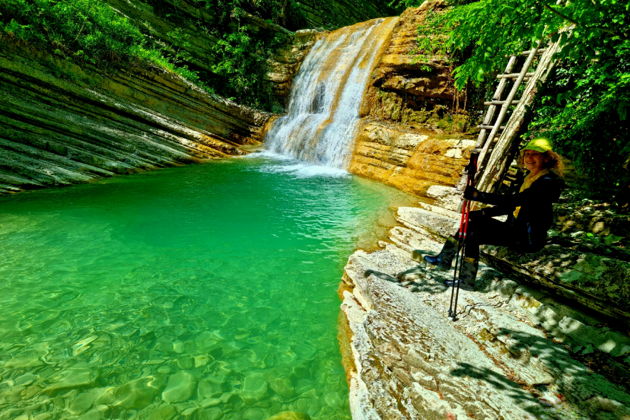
(445, 256), (478, 288)
(422, 236), (458, 270)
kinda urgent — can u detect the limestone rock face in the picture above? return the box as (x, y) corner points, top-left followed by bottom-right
(0, 41), (268, 194)
(359, 1), (468, 129)
(266, 29), (321, 109)
(348, 2), (476, 198)
(349, 121), (476, 197)
(341, 203), (630, 419)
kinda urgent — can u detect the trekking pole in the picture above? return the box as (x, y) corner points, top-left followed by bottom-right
(448, 150), (479, 321)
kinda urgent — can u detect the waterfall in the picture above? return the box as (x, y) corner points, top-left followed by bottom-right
(264, 18), (398, 169)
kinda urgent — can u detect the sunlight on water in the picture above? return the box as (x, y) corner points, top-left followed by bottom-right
(0, 157), (414, 419)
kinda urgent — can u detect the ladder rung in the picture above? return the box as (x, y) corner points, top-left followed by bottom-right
(497, 72), (535, 79)
(484, 100), (521, 106)
(478, 124), (506, 130)
(521, 48), (548, 56)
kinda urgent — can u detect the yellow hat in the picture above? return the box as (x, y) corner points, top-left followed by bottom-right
(522, 137), (553, 153)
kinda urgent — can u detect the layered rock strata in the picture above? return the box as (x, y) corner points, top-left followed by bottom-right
(359, 1), (466, 129)
(349, 121), (475, 196)
(266, 29), (321, 109)
(0, 41), (268, 194)
(349, 1), (475, 197)
(340, 197), (630, 419)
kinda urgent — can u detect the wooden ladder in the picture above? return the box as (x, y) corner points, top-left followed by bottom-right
(472, 37), (563, 192)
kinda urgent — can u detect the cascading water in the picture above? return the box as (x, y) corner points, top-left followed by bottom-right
(264, 18), (398, 169)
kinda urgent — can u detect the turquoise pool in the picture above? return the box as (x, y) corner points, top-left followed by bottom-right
(0, 155), (413, 419)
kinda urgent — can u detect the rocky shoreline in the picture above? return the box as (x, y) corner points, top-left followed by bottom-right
(338, 191), (630, 419)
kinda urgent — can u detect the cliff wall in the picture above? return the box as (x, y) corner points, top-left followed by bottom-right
(0, 40), (268, 194)
(349, 1), (475, 198)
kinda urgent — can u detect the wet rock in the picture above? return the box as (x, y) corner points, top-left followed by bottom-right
(162, 371), (196, 403)
(349, 121), (475, 197)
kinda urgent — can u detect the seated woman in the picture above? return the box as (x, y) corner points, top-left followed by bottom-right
(424, 138), (565, 286)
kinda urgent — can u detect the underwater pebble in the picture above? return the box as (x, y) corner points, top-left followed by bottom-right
(197, 377), (222, 399)
(157, 365), (171, 374)
(242, 407), (266, 419)
(162, 371), (196, 403)
(324, 391), (342, 408)
(114, 376), (161, 409)
(94, 387), (116, 406)
(172, 341), (185, 354)
(195, 330), (223, 350)
(141, 403), (176, 420)
(176, 356), (194, 370)
(44, 367), (95, 392)
(67, 389), (99, 415)
(194, 407), (223, 420)
(76, 405), (107, 420)
(266, 411), (312, 420)
(194, 354), (210, 368)
(72, 335), (98, 356)
(15, 372), (37, 386)
(5, 350), (45, 369)
(241, 372), (269, 403)
(269, 377), (294, 398)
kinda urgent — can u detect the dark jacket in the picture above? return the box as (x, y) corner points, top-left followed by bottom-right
(473, 171), (564, 251)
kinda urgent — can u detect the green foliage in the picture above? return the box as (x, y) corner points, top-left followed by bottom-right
(0, 0), (292, 109)
(0, 0), (150, 65)
(387, 0), (421, 10)
(430, 0), (629, 197)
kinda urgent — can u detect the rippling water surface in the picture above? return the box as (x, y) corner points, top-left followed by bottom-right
(0, 156), (413, 419)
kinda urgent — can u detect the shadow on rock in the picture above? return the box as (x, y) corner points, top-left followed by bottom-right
(495, 328), (630, 410)
(452, 329), (630, 419)
(365, 268), (449, 294)
(450, 362), (551, 418)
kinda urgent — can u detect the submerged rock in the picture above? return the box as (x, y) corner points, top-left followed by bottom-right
(266, 411), (311, 420)
(162, 371), (196, 403)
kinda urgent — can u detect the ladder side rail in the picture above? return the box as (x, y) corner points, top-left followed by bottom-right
(476, 43), (541, 174)
(476, 38), (563, 192)
(474, 56), (519, 149)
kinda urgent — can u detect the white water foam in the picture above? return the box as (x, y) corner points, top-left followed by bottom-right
(245, 150), (349, 178)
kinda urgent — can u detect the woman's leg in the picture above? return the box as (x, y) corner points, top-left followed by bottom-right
(459, 212), (514, 284)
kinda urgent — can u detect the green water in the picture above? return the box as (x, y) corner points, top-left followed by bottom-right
(0, 156), (413, 419)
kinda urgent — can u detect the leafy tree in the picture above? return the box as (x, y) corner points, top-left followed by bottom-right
(0, 0), (153, 65)
(424, 0), (629, 198)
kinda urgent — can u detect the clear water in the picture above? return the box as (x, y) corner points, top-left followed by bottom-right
(0, 155), (413, 419)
